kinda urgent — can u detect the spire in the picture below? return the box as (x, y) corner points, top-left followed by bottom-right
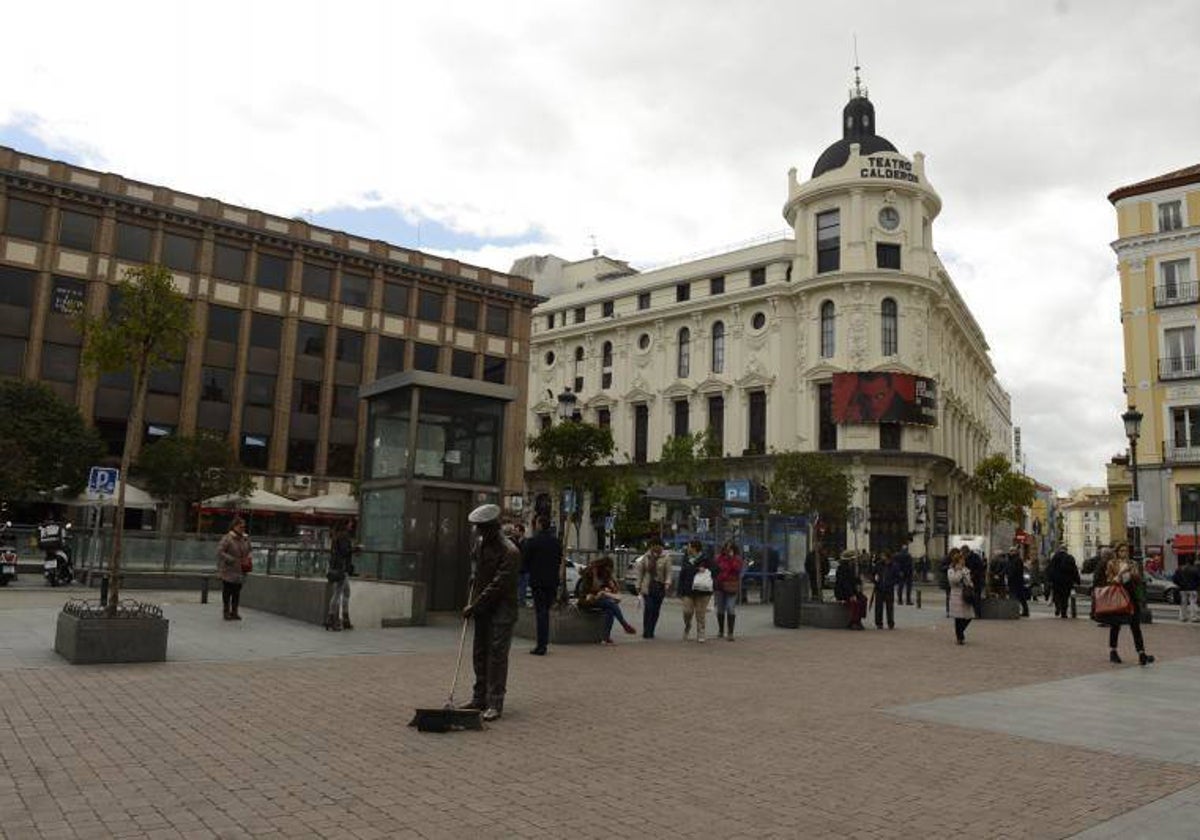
(850, 36), (868, 100)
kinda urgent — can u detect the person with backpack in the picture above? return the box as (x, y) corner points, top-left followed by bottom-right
(1172, 558), (1200, 623)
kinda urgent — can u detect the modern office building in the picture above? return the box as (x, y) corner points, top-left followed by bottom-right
(1110, 163), (1200, 566)
(518, 80), (1012, 558)
(0, 145), (538, 605)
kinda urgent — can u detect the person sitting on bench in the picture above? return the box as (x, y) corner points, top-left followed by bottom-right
(577, 556), (636, 644)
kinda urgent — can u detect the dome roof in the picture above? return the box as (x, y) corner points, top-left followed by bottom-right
(811, 95), (897, 178)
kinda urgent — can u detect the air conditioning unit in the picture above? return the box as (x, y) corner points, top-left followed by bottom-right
(292, 474), (312, 490)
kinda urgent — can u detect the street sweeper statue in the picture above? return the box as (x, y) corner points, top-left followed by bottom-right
(461, 503), (521, 722)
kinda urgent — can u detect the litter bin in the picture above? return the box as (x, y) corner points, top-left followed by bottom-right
(773, 573), (803, 628)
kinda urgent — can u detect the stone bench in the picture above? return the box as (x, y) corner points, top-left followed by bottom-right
(515, 605), (607, 644)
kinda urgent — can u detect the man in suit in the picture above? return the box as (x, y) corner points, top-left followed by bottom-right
(521, 514), (562, 656)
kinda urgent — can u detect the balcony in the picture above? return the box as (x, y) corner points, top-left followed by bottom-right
(1154, 281), (1199, 308)
(1159, 356), (1200, 381)
(1169, 445), (1200, 463)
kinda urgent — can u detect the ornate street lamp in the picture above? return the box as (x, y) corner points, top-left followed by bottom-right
(557, 386), (578, 423)
(1122, 406), (1143, 560)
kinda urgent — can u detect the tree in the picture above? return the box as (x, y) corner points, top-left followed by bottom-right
(767, 451), (854, 601)
(79, 265), (192, 611)
(972, 454), (1037, 593)
(657, 431), (718, 494)
(0, 380), (104, 503)
(135, 433), (253, 531)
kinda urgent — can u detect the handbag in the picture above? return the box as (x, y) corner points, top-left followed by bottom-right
(1093, 583), (1134, 618)
(691, 568), (714, 593)
(719, 578), (739, 594)
(960, 581), (976, 607)
(240, 555), (253, 574)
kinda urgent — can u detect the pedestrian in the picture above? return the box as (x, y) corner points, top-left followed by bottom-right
(804, 546), (822, 600)
(1007, 548), (1029, 617)
(678, 539), (715, 642)
(1047, 544), (1079, 618)
(834, 552), (866, 630)
(216, 517), (251, 621)
(634, 538), (671, 639)
(714, 540), (743, 641)
(894, 545), (914, 605)
(1096, 543), (1155, 666)
(872, 550), (898, 629)
(511, 522), (530, 607)
(964, 546), (986, 618)
(946, 548), (974, 645)
(521, 514), (562, 656)
(461, 504), (520, 721)
(577, 555), (636, 644)
(324, 520), (355, 630)
(1173, 557), (1200, 623)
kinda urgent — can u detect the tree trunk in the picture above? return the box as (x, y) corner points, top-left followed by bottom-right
(106, 361), (148, 613)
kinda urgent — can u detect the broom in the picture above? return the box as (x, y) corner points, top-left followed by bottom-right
(409, 616), (484, 732)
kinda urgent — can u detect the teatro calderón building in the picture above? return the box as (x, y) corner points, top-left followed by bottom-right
(516, 79), (1012, 559)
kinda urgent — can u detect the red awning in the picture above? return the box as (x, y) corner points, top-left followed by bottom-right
(1172, 535), (1199, 553)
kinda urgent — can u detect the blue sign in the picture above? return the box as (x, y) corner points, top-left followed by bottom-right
(724, 479), (751, 517)
(87, 466), (119, 498)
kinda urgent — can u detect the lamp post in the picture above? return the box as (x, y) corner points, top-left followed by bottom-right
(555, 387), (578, 603)
(1122, 406), (1144, 562)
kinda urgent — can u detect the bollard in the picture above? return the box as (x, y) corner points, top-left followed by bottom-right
(201, 576), (209, 605)
(916, 589), (922, 609)
(1070, 594), (1077, 618)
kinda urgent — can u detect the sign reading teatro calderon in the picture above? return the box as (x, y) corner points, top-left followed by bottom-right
(860, 154), (919, 183)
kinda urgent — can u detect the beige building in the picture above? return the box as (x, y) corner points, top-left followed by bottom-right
(1059, 486), (1112, 563)
(1110, 163), (1200, 567)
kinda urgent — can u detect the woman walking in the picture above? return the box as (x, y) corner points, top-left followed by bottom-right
(946, 547), (974, 645)
(217, 517), (251, 621)
(578, 556), (636, 644)
(325, 520), (355, 631)
(678, 540), (715, 642)
(714, 540), (743, 641)
(1097, 543), (1155, 665)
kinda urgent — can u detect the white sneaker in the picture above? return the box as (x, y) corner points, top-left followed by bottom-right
(697, 636), (706, 643)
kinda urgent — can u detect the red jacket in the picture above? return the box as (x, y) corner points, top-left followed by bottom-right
(715, 551), (743, 586)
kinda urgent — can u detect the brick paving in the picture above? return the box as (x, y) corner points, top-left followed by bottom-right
(1, 590), (1198, 838)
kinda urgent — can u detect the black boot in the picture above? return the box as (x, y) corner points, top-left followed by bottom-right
(726, 615), (735, 641)
(341, 612), (353, 630)
(325, 614), (342, 631)
(717, 613), (726, 639)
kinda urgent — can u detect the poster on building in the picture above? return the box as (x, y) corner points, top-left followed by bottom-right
(932, 495), (949, 536)
(831, 372), (938, 425)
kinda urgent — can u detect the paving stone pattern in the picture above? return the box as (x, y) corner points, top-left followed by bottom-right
(0, 590), (1198, 838)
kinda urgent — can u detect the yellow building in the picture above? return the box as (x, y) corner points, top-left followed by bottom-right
(1109, 164), (1200, 567)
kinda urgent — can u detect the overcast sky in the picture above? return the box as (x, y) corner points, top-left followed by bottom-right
(3, 0), (1197, 493)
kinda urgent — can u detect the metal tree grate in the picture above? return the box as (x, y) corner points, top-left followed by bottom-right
(62, 598), (164, 619)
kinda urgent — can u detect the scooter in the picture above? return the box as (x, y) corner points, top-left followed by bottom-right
(37, 521), (73, 587)
(0, 521), (17, 586)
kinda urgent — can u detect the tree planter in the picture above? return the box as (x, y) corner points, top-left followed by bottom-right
(515, 605), (606, 644)
(979, 597), (1021, 620)
(54, 600), (169, 664)
(799, 600), (854, 629)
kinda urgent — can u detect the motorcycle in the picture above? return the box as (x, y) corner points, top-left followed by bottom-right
(0, 521), (17, 586)
(37, 520), (73, 587)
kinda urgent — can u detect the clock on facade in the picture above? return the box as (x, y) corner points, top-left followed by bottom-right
(878, 206), (900, 231)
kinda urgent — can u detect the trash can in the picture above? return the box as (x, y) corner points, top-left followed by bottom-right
(773, 573), (802, 628)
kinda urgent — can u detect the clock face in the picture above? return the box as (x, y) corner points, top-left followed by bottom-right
(879, 206), (900, 231)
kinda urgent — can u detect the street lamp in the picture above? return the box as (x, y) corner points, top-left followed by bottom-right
(554, 386), (579, 603)
(1122, 406), (1144, 561)
(557, 387), (578, 423)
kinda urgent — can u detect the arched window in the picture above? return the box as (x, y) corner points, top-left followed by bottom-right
(602, 341), (612, 367)
(677, 327), (691, 378)
(573, 346), (584, 392)
(711, 321), (725, 373)
(881, 298), (898, 356)
(820, 301), (835, 358)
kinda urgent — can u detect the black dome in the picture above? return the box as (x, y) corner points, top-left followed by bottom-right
(811, 95), (897, 178)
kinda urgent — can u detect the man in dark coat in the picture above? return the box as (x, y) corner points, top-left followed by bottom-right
(964, 547), (986, 618)
(462, 504), (520, 722)
(1047, 544), (1080, 618)
(872, 552), (898, 629)
(894, 546), (914, 605)
(834, 555), (866, 630)
(1006, 549), (1029, 617)
(521, 514), (562, 656)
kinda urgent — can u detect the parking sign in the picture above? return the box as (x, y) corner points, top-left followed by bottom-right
(87, 466), (119, 499)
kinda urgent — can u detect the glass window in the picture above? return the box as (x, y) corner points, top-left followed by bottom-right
(820, 301), (835, 358)
(366, 394), (411, 479)
(452, 349), (475, 378)
(638, 292), (651, 310)
(573, 306), (586, 324)
(455, 298), (480, 330)
(602, 371), (612, 389)
(4, 198), (47, 241)
(148, 364), (183, 396)
(1161, 259), (1191, 300)
(712, 322), (725, 373)
(414, 342), (440, 372)
(58, 210), (98, 251)
(0, 336), (25, 376)
(207, 305), (241, 343)
(818, 382), (837, 451)
(40, 342), (79, 383)
(418, 290), (444, 322)
(115, 222), (153, 262)
(293, 380), (321, 414)
(880, 422), (902, 451)
(1160, 201), (1183, 232)
(412, 388), (503, 484)
(750, 267), (766, 287)
(255, 253), (289, 290)
(676, 283), (690, 302)
(340, 271), (369, 308)
(249, 313), (282, 349)
(677, 327), (691, 378)
(286, 438), (316, 473)
(200, 367), (233, 403)
(296, 322), (326, 357)
(244, 374), (276, 406)
(333, 385), (358, 419)
(602, 300), (614, 317)
(816, 210), (840, 273)
(547, 312), (556, 329)
(483, 355), (506, 384)
(378, 336), (406, 376)
(336, 329), (363, 363)
(486, 305), (510, 336)
(882, 298), (898, 356)
(240, 434), (269, 469)
(597, 407), (611, 429)
(327, 443), (357, 478)
(50, 277), (86, 315)
(748, 391), (766, 454)
(602, 341), (613, 367)
(573, 345), (584, 393)
(634, 404), (649, 464)
(708, 395), (724, 453)
(162, 232), (199, 272)
(876, 243), (901, 270)
(751, 312), (766, 330)
(383, 282), (409, 315)
(710, 276), (725, 295)
(673, 398), (689, 438)
(0, 266), (36, 308)
(302, 263), (332, 299)
(213, 243), (248, 282)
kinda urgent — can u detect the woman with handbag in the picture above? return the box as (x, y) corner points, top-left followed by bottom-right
(714, 540), (743, 641)
(678, 540), (715, 643)
(1095, 544), (1155, 665)
(216, 517), (251, 621)
(325, 520), (355, 631)
(578, 556), (636, 644)
(946, 548), (974, 645)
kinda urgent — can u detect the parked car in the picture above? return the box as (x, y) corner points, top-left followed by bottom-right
(1074, 571), (1179, 604)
